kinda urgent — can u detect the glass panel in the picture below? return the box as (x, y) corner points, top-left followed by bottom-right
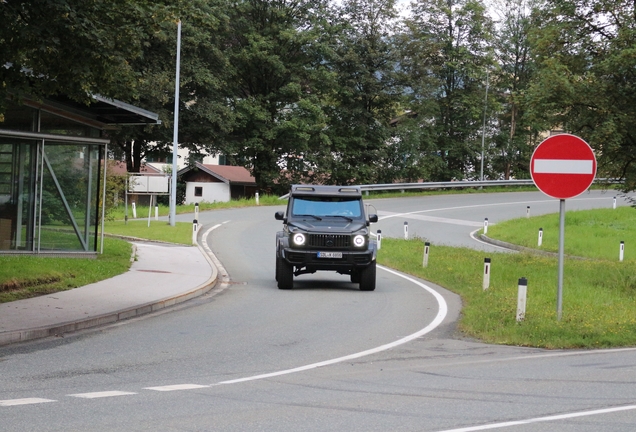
(0, 100), (37, 132)
(0, 138), (37, 251)
(40, 143), (98, 251)
(40, 110), (100, 137)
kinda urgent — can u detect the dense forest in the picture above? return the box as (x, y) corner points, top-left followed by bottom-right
(2, 0), (636, 193)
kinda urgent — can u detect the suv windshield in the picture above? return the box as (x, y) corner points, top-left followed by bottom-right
(292, 197), (362, 218)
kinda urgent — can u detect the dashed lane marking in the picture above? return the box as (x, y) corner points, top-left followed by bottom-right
(68, 391), (137, 399)
(144, 384), (210, 392)
(0, 398), (56, 407)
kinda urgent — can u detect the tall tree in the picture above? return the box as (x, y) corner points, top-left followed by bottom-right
(526, 0), (636, 190)
(108, 0), (232, 172)
(403, 0), (494, 180)
(208, 0), (331, 191)
(0, 0), (172, 108)
(314, 0), (406, 185)
(489, 0), (538, 179)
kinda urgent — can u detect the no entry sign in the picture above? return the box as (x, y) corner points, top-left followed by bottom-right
(530, 134), (597, 199)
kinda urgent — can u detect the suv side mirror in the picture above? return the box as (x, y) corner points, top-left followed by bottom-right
(368, 214), (378, 224)
(275, 211), (286, 222)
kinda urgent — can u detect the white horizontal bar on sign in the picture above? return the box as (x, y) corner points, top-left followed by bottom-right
(534, 159), (594, 174)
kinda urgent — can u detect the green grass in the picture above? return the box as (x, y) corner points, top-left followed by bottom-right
(487, 206), (636, 261)
(378, 238), (636, 349)
(103, 220), (193, 245)
(0, 237), (132, 303)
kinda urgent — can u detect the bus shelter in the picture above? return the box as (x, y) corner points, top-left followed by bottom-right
(0, 95), (159, 255)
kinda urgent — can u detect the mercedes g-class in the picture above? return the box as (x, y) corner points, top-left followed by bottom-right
(275, 185), (378, 291)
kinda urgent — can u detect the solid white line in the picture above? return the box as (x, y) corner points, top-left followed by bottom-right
(0, 398), (56, 407)
(144, 384), (210, 392)
(67, 391), (137, 399)
(216, 266), (448, 385)
(436, 404), (636, 432)
(534, 159), (593, 174)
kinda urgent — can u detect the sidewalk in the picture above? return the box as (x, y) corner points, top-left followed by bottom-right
(0, 242), (217, 347)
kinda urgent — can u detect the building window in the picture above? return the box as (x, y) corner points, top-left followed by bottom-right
(194, 186), (203, 197)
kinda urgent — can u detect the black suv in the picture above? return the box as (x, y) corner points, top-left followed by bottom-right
(275, 185), (378, 291)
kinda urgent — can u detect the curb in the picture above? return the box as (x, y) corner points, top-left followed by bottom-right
(0, 242), (218, 347)
(478, 234), (589, 260)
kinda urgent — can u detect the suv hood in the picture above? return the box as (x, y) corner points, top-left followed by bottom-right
(288, 220), (366, 233)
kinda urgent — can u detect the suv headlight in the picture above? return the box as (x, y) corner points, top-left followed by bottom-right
(292, 233), (306, 246)
(353, 234), (366, 248)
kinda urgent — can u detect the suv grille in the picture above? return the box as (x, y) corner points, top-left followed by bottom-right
(309, 234), (350, 248)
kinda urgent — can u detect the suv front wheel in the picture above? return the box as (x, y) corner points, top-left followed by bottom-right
(359, 261), (376, 291)
(277, 256), (294, 290)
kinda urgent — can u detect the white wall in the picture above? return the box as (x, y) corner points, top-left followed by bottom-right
(184, 182), (230, 204)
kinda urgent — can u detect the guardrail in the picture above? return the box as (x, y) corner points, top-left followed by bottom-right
(278, 178), (619, 199)
(357, 179), (535, 192)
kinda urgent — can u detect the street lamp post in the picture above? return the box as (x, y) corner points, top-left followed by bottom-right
(169, 20), (181, 227)
(480, 70), (489, 183)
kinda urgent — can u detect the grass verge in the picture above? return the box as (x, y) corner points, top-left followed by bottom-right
(377, 238), (636, 349)
(487, 206), (636, 261)
(0, 237), (132, 303)
(103, 220), (193, 245)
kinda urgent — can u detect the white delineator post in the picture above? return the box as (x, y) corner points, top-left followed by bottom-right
(423, 242), (430, 267)
(483, 218), (489, 234)
(255, 192), (260, 206)
(132, 202), (137, 219)
(404, 222), (408, 240)
(620, 241), (625, 262)
(155, 200), (159, 221)
(376, 230), (382, 250)
(526, 206), (530, 218)
(194, 202), (199, 220)
(613, 197), (617, 209)
(517, 277), (528, 322)
(483, 258), (491, 290)
(538, 228), (543, 247)
(192, 219), (198, 245)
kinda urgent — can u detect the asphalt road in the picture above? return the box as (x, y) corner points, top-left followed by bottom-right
(1, 190), (635, 431)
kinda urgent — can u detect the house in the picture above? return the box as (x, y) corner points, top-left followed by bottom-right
(178, 162), (257, 204)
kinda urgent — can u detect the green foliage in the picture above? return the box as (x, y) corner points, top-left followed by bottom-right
(402, 0), (495, 180)
(527, 0), (636, 190)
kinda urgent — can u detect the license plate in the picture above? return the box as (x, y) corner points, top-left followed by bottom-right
(317, 251), (343, 258)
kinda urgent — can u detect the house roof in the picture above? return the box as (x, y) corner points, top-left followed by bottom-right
(179, 162), (256, 185)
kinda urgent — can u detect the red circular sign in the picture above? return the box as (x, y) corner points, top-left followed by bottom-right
(530, 134), (597, 199)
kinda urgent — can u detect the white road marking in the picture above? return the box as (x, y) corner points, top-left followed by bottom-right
(377, 196), (608, 222)
(380, 211), (483, 227)
(0, 398), (56, 407)
(144, 384), (210, 392)
(67, 391), (137, 399)
(436, 404), (636, 432)
(533, 159), (594, 174)
(216, 265), (448, 385)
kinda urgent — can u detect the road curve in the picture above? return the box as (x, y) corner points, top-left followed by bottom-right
(1, 190), (635, 432)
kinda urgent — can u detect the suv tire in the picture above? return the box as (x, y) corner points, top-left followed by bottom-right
(359, 261), (376, 291)
(277, 258), (294, 290)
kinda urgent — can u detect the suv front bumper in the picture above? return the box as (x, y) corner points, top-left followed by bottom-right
(281, 247), (375, 271)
